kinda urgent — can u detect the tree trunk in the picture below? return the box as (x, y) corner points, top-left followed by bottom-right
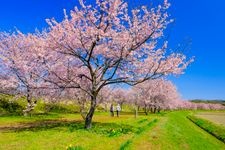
(150, 106), (153, 113)
(158, 106), (161, 113)
(134, 105), (138, 118)
(144, 104), (148, 115)
(120, 102), (123, 111)
(84, 96), (97, 129)
(104, 103), (107, 112)
(137, 105), (140, 111)
(23, 89), (33, 116)
(153, 106), (156, 113)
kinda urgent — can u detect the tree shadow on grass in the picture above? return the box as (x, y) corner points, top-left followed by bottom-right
(0, 119), (84, 132)
(0, 119), (137, 137)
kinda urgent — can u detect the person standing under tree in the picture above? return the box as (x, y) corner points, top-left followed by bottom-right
(110, 104), (114, 117)
(116, 104), (121, 117)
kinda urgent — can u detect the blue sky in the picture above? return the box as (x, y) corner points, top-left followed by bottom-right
(169, 0), (225, 100)
(0, 0), (224, 100)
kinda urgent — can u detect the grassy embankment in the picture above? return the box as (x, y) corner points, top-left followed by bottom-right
(187, 112), (225, 143)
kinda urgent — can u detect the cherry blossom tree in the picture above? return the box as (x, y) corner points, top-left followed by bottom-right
(131, 79), (181, 114)
(0, 32), (46, 115)
(39, 0), (193, 128)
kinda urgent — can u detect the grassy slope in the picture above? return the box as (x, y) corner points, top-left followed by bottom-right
(187, 115), (225, 143)
(0, 111), (225, 150)
(131, 111), (225, 150)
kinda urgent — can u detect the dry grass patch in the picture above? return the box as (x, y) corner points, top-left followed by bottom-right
(195, 112), (225, 126)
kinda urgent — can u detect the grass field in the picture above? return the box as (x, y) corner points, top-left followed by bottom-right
(0, 111), (225, 150)
(195, 112), (225, 126)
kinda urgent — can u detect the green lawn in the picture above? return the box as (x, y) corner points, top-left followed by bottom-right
(0, 111), (224, 150)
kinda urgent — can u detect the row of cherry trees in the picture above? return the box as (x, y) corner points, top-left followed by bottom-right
(97, 80), (225, 116)
(0, 0), (195, 128)
(181, 101), (225, 110)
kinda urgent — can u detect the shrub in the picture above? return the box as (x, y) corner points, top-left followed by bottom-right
(0, 94), (24, 115)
